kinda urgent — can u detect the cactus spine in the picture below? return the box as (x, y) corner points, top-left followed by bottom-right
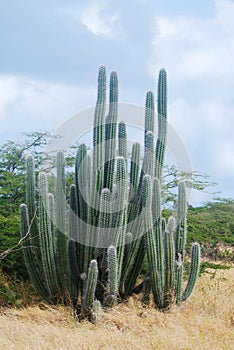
(20, 66), (200, 319)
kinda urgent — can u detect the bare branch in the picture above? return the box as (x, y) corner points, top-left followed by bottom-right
(0, 210), (37, 261)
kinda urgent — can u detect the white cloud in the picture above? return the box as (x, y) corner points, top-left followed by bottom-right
(57, 1), (122, 38)
(149, 0), (234, 196)
(0, 75), (96, 142)
(150, 0), (234, 82)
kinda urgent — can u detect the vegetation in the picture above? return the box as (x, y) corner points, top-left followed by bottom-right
(0, 67), (232, 320)
(187, 199), (234, 261)
(0, 132), (51, 278)
(19, 66), (201, 321)
(0, 268), (233, 350)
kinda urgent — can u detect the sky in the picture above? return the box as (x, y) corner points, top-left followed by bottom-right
(0, 0), (233, 205)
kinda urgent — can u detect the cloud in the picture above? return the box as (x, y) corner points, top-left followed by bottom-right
(57, 1), (123, 38)
(0, 75), (96, 142)
(149, 0), (234, 199)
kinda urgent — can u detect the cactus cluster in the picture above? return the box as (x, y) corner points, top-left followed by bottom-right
(20, 66), (200, 320)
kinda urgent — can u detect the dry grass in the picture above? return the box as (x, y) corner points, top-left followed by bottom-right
(0, 267), (233, 350)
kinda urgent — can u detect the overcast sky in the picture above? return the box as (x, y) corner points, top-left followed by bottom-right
(0, 0), (233, 205)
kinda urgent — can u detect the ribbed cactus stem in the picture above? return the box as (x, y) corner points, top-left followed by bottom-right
(142, 131), (155, 178)
(163, 217), (176, 308)
(93, 65), (106, 179)
(104, 71), (118, 191)
(68, 238), (80, 287)
(167, 216), (176, 234)
(91, 300), (102, 323)
(82, 260), (98, 314)
(105, 246), (118, 306)
(152, 178), (164, 302)
(145, 91), (155, 145)
(20, 204), (50, 301)
(56, 151), (68, 294)
(26, 155), (36, 225)
(25, 155), (40, 252)
(175, 181), (187, 261)
(118, 121), (127, 162)
(114, 157), (128, 280)
(96, 188), (111, 256)
(39, 172), (58, 297)
(182, 243), (200, 301)
(85, 168), (103, 274)
(143, 175), (163, 308)
(67, 238), (79, 306)
(129, 142), (140, 199)
(122, 237), (145, 297)
(75, 144), (90, 223)
(155, 68), (167, 181)
(123, 232), (132, 263)
(175, 181), (187, 304)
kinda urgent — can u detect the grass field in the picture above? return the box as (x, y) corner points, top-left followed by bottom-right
(0, 267), (233, 350)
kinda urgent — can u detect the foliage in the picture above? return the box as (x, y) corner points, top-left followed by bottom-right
(187, 199), (234, 261)
(163, 165), (218, 205)
(0, 268), (40, 307)
(0, 132), (52, 277)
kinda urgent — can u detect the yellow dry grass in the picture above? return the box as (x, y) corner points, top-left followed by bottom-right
(0, 268), (233, 350)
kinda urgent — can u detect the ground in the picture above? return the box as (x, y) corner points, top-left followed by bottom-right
(0, 267), (233, 350)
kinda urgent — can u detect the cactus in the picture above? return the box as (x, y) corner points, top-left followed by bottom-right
(38, 172), (58, 297)
(20, 65), (200, 319)
(82, 259), (98, 317)
(105, 245), (118, 307)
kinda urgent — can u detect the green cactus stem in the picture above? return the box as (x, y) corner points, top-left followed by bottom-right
(105, 245), (118, 307)
(175, 181), (187, 304)
(181, 243), (200, 301)
(155, 68), (167, 181)
(104, 71), (118, 191)
(20, 204), (50, 301)
(38, 172), (58, 297)
(82, 260), (98, 316)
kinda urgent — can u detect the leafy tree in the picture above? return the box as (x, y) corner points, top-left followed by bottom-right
(0, 132), (51, 277)
(162, 165), (218, 205)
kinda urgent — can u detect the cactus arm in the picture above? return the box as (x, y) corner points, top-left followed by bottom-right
(143, 175), (163, 309)
(152, 178), (164, 301)
(122, 236), (145, 297)
(163, 216), (176, 309)
(20, 203), (50, 301)
(38, 172), (58, 297)
(25, 156), (40, 258)
(144, 91), (155, 144)
(82, 260), (98, 316)
(93, 65), (106, 180)
(112, 157), (128, 281)
(118, 121), (127, 163)
(75, 144), (89, 223)
(155, 68), (167, 181)
(182, 243), (200, 301)
(105, 246), (118, 306)
(68, 184), (80, 303)
(128, 142), (141, 230)
(55, 151), (69, 294)
(67, 238), (79, 306)
(174, 181), (187, 303)
(104, 71), (118, 191)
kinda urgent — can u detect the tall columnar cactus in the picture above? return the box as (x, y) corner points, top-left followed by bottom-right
(20, 65), (200, 319)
